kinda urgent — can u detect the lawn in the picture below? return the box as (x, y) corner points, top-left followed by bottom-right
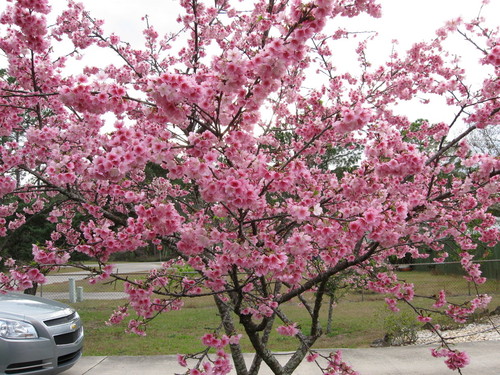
(66, 271), (500, 356)
(72, 296), (389, 356)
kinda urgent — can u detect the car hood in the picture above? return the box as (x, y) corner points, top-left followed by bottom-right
(0, 292), (73, 320)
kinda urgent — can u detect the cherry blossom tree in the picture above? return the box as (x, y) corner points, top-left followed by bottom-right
(1, 0), (499, 374)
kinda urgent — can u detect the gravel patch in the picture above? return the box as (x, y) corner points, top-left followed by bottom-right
(415, 315), (500, 345)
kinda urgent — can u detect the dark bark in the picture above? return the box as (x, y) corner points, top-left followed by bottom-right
(326, 294), (334, 334)
(214, 296), (249, 375)
(248, 312), (276, 375)
(23, 283), (38, 295)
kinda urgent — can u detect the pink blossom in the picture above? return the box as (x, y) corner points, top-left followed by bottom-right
(385, 298), (400, 312)
(26, 268), (46, 284)
(433, 290), (447, 308)
(431, 348), (470, 370)
(289, 204), (311, 223)
(306, 352), (319, 362)
(417, 315), (432, 323)
(177, 355), (187, 367)
(0, 0), (498, 373)
(276, 323), (299, 337)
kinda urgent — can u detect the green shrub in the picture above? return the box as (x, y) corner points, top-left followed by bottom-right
(383, 311), (419, 346)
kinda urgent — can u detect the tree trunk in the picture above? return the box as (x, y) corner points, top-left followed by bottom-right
(214, 296), (249, 375)
(248, 313), (276, 375)
(24, 283), (38, 295)
(326, 294), (334, 335)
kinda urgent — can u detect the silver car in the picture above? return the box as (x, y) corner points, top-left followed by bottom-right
(0, 292), (83, 375)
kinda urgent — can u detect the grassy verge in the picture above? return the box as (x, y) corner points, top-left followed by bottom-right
(396, 271), (499, 297)
(55, 269), (499, 356)
(73, 297), (387, 356)
(71, 290), (500, 356)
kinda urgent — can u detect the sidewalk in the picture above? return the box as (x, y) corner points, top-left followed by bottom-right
(65, 341), (500, 374)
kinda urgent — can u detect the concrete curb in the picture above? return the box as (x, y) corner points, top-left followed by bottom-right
(64, 341), (500, 374)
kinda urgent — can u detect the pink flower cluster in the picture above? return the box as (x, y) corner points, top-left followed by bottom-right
(334, 106), (372, 134)
(149, 73), (203, 122)
(417, 315), (432, 323)
(52, 0), (102, 49)
(77, 220), (146, 260)
(106, 305), (129, 326)
(0, 176), (16, 199)
(187, 131), (219, 158)
(306, 352), (319, 362)
(1, 0), (50, 52)
(485, 45), (500, 66)
(431, 348), (470, 370)
(259, 252), (288, 274)
(324, 350), (360, 375)
(25, 125), (59, 146)
(393, 283), (415, 301)
(201, 175), (261, 210)
(59, 84), (131, 115)
(276, 323), (299, 337)
(126, 319), (146, 336)
(366, 272), (398, 294)
(290, 0), (334, 38)
(288, 204), (311, 223)
(460, 251), (486, 284)
(135, 203), (184, 237)
(4, 267), (45, 291)
(87, 264), (114, 285)
(241, 300), (279, 320)
(445, 294), (492, 323)
(32, 244), (70, 265)
(224, 130), (257, 166)
(201, 333), (241, 349)
(433, 290), (447, 308)
(192, 350), (232, 375)
(177, 226), (212, 256)
(8, 270), (35, 290)
(124, 282), (155, 319)
(384, 298), (400, 312)
(375, 153), (425, 178)
(26, 268), (46, 283)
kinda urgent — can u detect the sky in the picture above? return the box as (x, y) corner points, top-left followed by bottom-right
(72, 0), (498, 53)
(0, 0), (498, 130)
(73, 0), (497, 44)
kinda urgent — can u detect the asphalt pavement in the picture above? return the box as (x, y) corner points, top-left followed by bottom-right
(64, 341), (500, 375)
(39, 262), (165, 300)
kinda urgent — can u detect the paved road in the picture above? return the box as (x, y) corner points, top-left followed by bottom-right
(44, 262), (164, 284)
(65, 341), (500, 375)
(39, 262), (164, 300)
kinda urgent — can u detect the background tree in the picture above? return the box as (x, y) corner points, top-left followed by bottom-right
(468, 125), (500, 156)
(0, 1), (499, 374)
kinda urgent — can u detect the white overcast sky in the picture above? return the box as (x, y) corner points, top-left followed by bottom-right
(74, 0), (499, 52)
(2, 0), (496, 61)
(1, 0), (498, 128)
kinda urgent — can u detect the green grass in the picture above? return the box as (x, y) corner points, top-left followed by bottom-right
(62, 271), (499, 356)
(77, 299), (219, 355)
(71, 294), (500, 356)
(72, 297), (388, 356)
(396, 271), (499, 297)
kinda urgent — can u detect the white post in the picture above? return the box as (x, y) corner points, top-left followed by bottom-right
(68, 278), (76, 303)
(76, 286), (84, 302)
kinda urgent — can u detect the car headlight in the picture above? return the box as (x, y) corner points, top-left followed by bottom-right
(0, 319), (38, 339)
